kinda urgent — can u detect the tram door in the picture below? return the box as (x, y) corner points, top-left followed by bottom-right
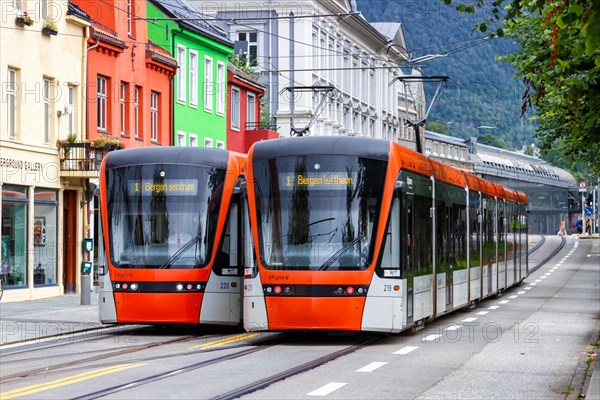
(402, 192), (414, 324)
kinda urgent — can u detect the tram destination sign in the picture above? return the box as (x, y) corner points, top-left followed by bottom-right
(128, 179), (198, 196)
(279, 172), (357, 190)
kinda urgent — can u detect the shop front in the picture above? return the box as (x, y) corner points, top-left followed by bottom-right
(0, 146), (82, 302)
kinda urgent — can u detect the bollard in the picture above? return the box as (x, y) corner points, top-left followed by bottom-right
(80, 274), (91, 305)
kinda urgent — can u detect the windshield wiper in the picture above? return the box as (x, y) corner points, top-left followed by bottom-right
(159, 235), (201, 269)
(319, 234), (365, 271)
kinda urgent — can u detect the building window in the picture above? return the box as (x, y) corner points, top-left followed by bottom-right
(204, 56), (213, 112)
(216, 140), (224, 149)
(97, 76), (108, 131)
(33, 188), (58, 286)
(68, 85), (75, 136)
(343, 51), (350, 93)
(217, 61), (225, 115)
(7, 68), (17, 139)
(41, 0), (48, 20)
(189, 134), (198, 147)
(12, 0), (22, 13)
(120, 82), (127, 135)
(150, 91), (159, 141)
(134, 86), (141, 138)
(231, 86), (240, 130)
(43, 78), (51, 144)
(177, 131), (186, 146)
(126, 0), (132, 36)
(312, 31), (318, 70)
(176, 45), (186, 103)
(204, 138), (212, 148)
(247, 93), (256, 129)
(237, 31), (258, 67)
(1, 185), (28, 288)
(189, 51), (198, 107)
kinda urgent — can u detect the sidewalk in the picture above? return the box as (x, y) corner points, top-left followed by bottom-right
(0, 293), (106, 346)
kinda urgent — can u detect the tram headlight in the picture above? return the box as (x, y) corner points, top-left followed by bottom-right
(336, 287), (344, 294)
(284, 286), (292, 294)
(186, 283), (193, 291)
(130, 283), (138, 291)
(345, 286), (355, 295)
(176, 283), (184, 291)
(122, 283), (129, 290)
(274, 286), (283, 294)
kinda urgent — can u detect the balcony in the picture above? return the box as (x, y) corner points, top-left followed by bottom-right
(244, 122), (279, 152)
(59, 142), (118, 178)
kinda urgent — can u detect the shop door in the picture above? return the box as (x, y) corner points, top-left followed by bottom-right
(63, 191), (77, 293)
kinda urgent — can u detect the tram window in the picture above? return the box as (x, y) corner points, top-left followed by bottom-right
(214, 202), (240, 276)
(379, 195), (401, 277)
(469, 190), (481, 268)
(253, 155), (386, 271)
(435, 181), (467, 272)
(397, 170), (433, 276)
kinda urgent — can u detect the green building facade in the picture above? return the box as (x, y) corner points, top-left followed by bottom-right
(147, 0), (233, 148)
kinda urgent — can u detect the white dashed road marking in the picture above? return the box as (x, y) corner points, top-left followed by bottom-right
(394, 346), (419, 355)
(308, 382), (347, 396)
(356, 362), (388, 373)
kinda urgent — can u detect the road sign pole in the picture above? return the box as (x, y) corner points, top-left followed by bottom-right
(594, 186), (597, 235)
(582, 191), (586, 235)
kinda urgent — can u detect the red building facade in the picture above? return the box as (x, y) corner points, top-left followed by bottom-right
(73, 0), (176, 148)
(226, 65), (278, 153)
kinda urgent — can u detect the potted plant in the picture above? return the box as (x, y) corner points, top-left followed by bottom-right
(92, 135), (109, 149)
(42, 19), (58, 36)
(16, 12), (34, 26)
(57, 133), (77, 169)
(93, 135), (123, 150)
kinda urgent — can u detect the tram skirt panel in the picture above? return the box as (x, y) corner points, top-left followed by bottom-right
(362, 274), (405, 333)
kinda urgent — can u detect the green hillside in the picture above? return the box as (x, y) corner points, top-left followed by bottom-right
(356, 0), (536, 149)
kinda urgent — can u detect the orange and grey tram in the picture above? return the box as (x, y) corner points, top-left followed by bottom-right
(243, 136), (528, 333)
(98, 147), (245, 325)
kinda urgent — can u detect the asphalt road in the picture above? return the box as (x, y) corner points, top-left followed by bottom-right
(0, 236), (598, 400)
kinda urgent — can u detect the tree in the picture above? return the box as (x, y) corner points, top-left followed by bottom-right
(478, 133), (510, 149)
(443, 0), (600, 175)
(426, 121), (448, 134)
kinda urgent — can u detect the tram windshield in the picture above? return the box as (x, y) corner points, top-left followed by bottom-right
(253, 155), (386, 271)
(106, 164), (226, 269)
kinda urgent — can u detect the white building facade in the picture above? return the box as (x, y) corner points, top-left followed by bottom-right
(194, 0), (424, 149)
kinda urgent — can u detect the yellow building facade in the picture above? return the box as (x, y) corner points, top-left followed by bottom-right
(0, 0), (91, 301)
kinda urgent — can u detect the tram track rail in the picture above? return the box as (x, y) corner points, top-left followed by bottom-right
(210, 335), (382, 400)
(72, 344), (273, 400)
(0, 324), (143, 351)
(0, 333), (201, 383)
(69, 335), (380, 400)
(529, 235), (566, 274)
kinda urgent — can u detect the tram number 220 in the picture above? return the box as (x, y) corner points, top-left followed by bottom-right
(383, 285), (392, 292)
(220, 282), (230, 290)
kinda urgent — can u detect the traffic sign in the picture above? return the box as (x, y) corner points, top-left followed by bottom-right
(81, 261), (92, 274)
(585, 207), (593, 216)
(579, 181), (587, 192)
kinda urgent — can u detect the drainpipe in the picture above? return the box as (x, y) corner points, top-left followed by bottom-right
(171, 26), (184, 146)
(268, 0), (273, 124)
(80, 28), (96, 305)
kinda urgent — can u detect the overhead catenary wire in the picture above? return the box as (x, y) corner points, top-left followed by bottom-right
(3, 0), (493, 69)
